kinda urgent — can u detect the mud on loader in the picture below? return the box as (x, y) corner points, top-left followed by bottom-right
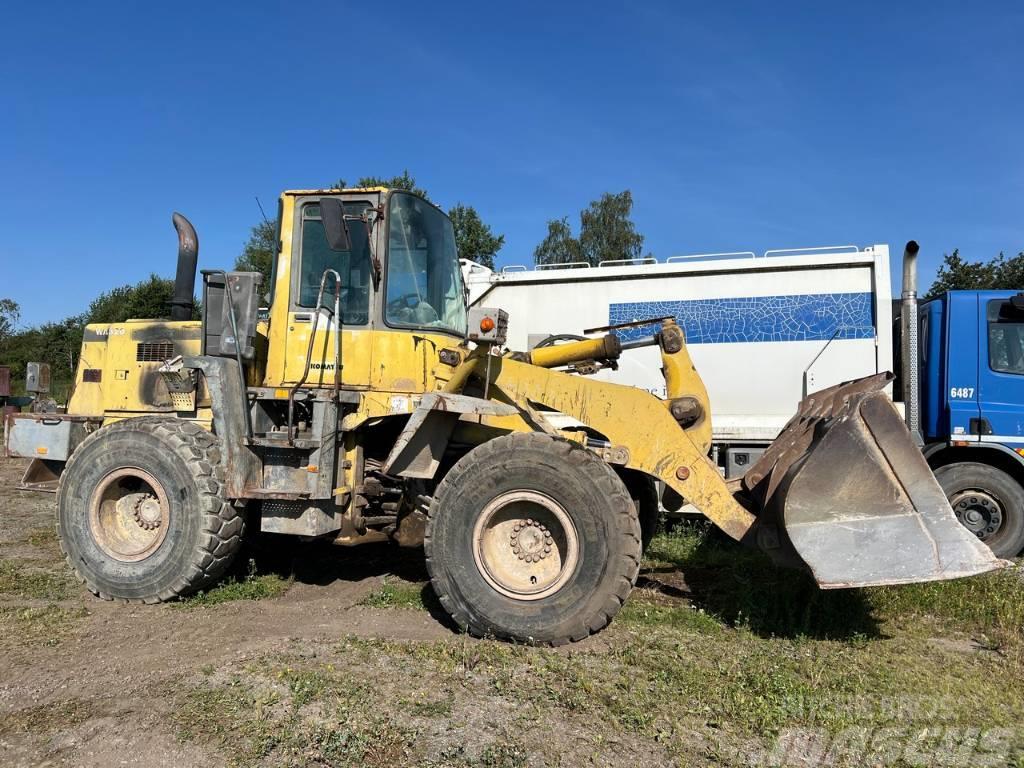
(4, 188), (1004, 644)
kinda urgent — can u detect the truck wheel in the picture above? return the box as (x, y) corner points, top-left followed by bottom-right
(425, 432), (642, 645)
(934, 462), (1024, 558)
(57, 417), (242, 602)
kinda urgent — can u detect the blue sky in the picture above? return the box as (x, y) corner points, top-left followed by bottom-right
(1, 1), (1021, 326)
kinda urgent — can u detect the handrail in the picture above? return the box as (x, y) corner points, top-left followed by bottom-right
(598, 257), (657, 267)
(499, 244), (867, 274)
(535, 261), (591, 270)
(763, 245), (859, 258)
(666, 251), (756, 262)
(288, 268), (342, 444)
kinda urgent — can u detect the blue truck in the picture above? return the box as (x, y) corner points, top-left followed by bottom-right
(900, 242), (1024, 557)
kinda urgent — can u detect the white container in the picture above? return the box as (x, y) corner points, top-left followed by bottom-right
(464, 245), (893, 452)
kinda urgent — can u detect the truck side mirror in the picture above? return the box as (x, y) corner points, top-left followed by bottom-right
(320, 198), (351, 252)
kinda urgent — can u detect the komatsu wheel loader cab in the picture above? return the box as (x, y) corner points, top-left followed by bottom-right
(4, 187), (1004, 645)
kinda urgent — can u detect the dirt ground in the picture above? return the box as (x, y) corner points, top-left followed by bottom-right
(0, 458), (465, 767)
(1, 455), (1022, 768)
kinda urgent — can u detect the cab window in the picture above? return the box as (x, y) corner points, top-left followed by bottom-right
(296, 201), (372, 324)
(384, 193), (467, 335)
(987, 299), (1024, 374)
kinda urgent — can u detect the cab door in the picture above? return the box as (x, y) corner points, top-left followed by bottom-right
(977, 293), (1024, 444)
(942, 293), (981, 439)
(282, 197), (376, 388)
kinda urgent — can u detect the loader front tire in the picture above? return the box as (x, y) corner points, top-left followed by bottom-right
(57, 417), (242, 602)
(620, 469), (660, 551)
(425, 432), (642, 645)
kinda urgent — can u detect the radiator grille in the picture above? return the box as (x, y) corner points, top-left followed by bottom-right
(136, 342), (174, 362)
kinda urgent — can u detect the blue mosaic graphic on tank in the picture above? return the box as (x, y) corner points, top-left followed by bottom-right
(609, 292), (875, 344)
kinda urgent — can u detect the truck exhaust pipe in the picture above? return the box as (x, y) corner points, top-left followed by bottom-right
(170, 212), (198, 321)
(901, 240), (921, 441)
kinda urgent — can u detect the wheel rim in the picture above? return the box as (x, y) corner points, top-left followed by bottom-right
(950, 489), (1004, 541)
(472, 490), (579, 601)
(88, 467), (170, 562)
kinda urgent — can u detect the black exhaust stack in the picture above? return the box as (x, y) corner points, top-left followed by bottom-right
(170, 212), (198, 321)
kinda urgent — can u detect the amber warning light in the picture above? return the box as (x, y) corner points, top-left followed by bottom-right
(479, 316), (496, 333)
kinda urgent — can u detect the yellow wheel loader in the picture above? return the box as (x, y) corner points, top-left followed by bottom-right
(4, 188), (1004, 644)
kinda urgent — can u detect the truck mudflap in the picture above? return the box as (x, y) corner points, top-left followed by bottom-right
(743, 373), (1006, 587)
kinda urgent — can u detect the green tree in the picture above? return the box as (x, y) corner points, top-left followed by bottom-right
(235, 219), (277, 287)
(534, 217), (584, 266)
(579, 191), (645, 265)
(0, 298), (20, 341)
(448, 203), (504, 269)
(332, 170), (430, 199)
(926, 249), (1024, 298)
(328, 173), (507, 268)
(36, 318), (85, 388)
(86, 274), (195, 324)
(534, 190), (645, 267)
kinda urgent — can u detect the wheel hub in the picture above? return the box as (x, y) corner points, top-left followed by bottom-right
(473, 490), (579, 601)
(88, 468), (170, 562)
(133, 496), (163, 531)
(951, 490), (1003, 540)
(510, 519), (554, 563)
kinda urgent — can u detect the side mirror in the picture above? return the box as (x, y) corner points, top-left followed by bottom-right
(320, 197), (351, 252)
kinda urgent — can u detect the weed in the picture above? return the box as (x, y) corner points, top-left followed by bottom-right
(358, 577), (426, 610)
(179, 560), (289, 607)
(25, 527), (58, 548)
(479, 739), (528, 768)
(0, 698), (95, 735)
(0, 604), (87, 647)
(0, 561), (72, 601)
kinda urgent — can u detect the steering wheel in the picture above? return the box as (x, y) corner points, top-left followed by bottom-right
(388, 292), (422, 311)
(388, 293), (440, 324)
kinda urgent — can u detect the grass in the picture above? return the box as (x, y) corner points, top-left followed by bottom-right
(0, 604), (88, 647)
(171, 526), (1024, 766)
(0, 560), (72, 601)
(642, 523), (1024, 644)
(0, 698), (95, 736)
(179, 560), (291, 608)
(25, 526), (58, 548)
(357, 577), (427, 610)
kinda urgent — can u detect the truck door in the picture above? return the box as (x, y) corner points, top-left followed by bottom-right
(943, 293), (981, 439)
(977, 295), (1024, 444)
(282, 198), (375, 388)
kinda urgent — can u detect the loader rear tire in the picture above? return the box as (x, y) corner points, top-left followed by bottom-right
(425, 432), (642, 645)
(57, 417), (242, 602)
(934, 462), (1024, 559)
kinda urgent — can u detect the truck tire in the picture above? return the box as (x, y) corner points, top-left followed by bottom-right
(57, 417), (242, 602)
(425, 432), (642, 645)
(934, 462), (1024, 559)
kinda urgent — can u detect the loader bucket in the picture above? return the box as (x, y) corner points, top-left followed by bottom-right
(743, 374), (1005, 588)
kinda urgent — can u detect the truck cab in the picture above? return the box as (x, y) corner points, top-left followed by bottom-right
(918, 290), (1024, 556)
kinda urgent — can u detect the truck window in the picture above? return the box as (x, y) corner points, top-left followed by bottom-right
(297, 201), (372, 324)
(987, 299), (1024, 374)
